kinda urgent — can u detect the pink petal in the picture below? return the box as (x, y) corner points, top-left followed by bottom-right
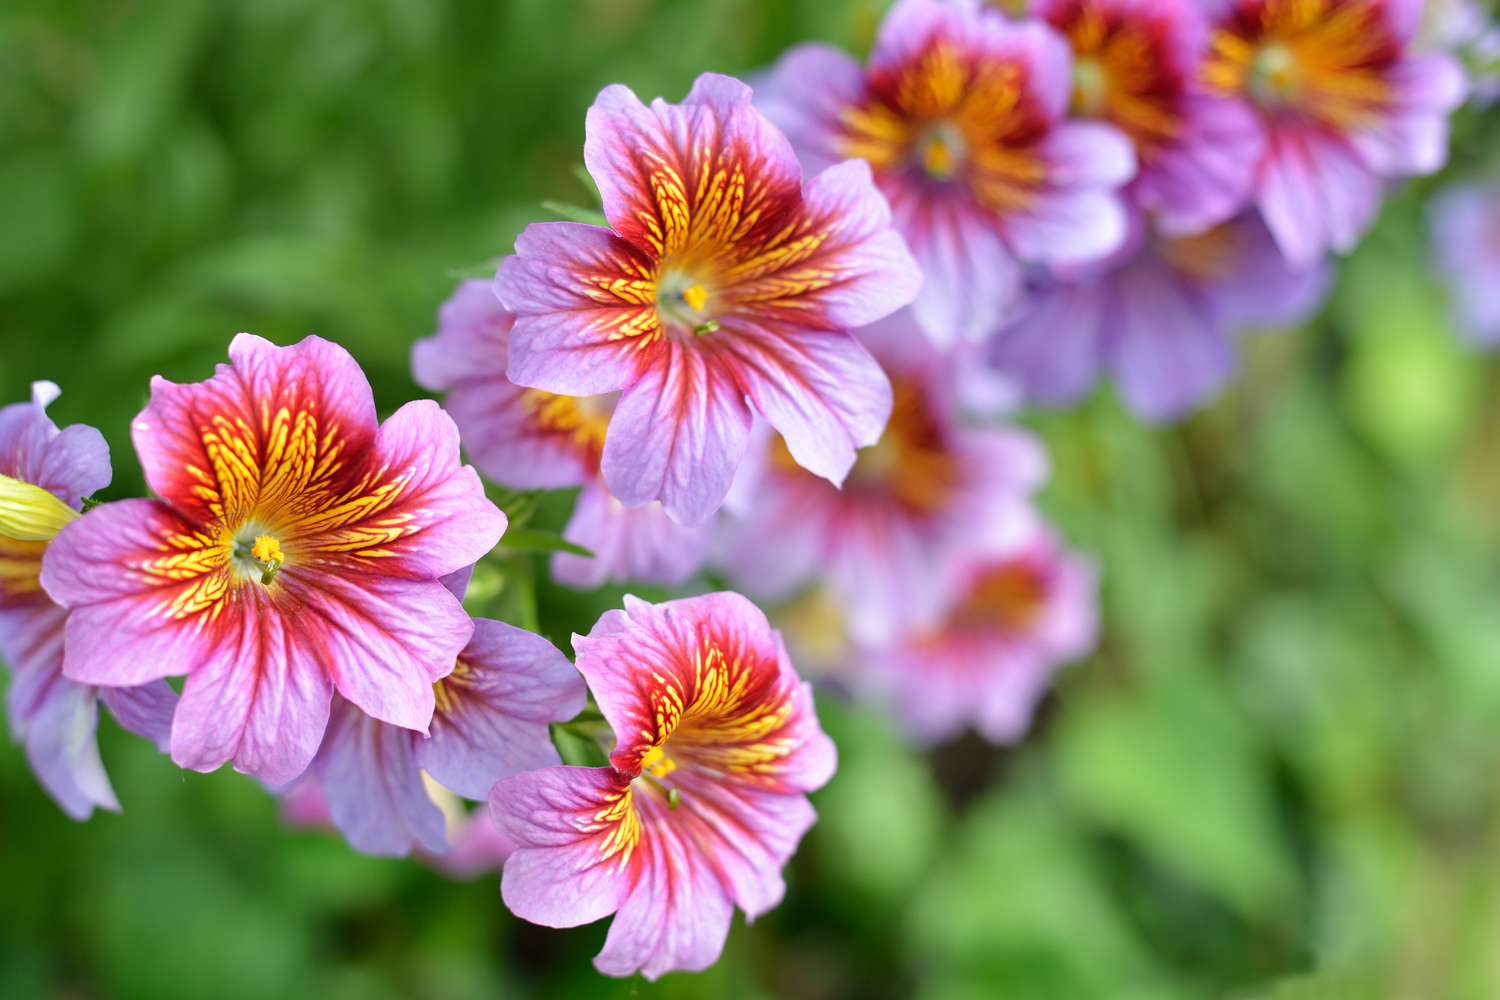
(754, 44), (869, 175)
(551, 480), (709, 590)
(0, 384), (111, 507)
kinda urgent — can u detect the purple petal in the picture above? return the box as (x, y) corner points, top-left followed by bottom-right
(0, 384), (111, 507)
(100, 681), (178, 753)
(754, 44), (868, 175)
(551, 480), (710, 590)
(1257, 124), (1382, 265)
(417, 618), (585, 801)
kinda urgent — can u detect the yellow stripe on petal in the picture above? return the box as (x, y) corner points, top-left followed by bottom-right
(0, 473), (78, 542)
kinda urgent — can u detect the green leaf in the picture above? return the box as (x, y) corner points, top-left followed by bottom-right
(540, 200), (608, 228)
(497, 528), (593, 559)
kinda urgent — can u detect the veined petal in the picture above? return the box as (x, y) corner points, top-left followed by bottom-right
(1258, 124), (1381, 264)
(583, 74), (804, 260)
(417, 618), (585, 801)
(492, 765), (635, 928)
(131, 335), (378, 528)
(755, 44), (870, 175)
(497, 223), (661, 397)
(411, 279), (511, 394)
(897, 192), (1025, 345)
(311, 697), (448, 858)
(0, 382), (111, 508)
(100, 681), (179, 753)
(551, 480), (710, 590)
(599, 343), (752, 526)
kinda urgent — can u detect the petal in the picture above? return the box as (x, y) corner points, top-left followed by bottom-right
(551, 480), (710, 590)
(1207, 213), (1331, 330)
(100, 681), (179, 753)
(593, 800), (736, 981)
(896, 191), (1025, 345)
(281, 570), (474, 734)
(496, 224), (660, 397)
(417, 618), (585, 801)
(436, 377), (597, 491)
(169, 589), (335, 786)
(754, 44), (869, 175)
(987, 279), (1111, 408)
(1257, 125), (1381, 265)
(1349, 55), (1466, 175)
(301, 399), (507, 579)
(1134, 93), (1264, 236)
(131, 334), (378, 527)
(583, 74), (804, 260)
(310, 697), (448, 857)
(0, 385), (111, 507)
(492, 765), (634, 928)
(727, 320), (893, 489)
(410, 279), (512, 393)
(599, 343), (752, 526)
(1, 599), (118, 820)
(43, 499), (232, 688)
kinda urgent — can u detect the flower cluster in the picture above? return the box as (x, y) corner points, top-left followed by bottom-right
(0, 0), (1489, 985)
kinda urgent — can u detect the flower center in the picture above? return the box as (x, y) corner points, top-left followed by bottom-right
(1071, 57), (1110, 116)
(656, 270), (720, 336)
(233, 530), (285, 585)
(1248, 43), (1301, 106)
(637, 744), (682, 809)
(917, 123), (964, 180)
(952, 560), (1050, 633)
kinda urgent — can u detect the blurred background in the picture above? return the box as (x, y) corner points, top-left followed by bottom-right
(2, 1), (1499, 997)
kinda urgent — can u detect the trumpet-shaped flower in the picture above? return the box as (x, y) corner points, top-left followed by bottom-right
(1431, 180), (1500, 348)
(757, 0), (1135, 345)
(860, 523), (1098, 745)
(989, 210), (1329, 421)
(491, 593), (836, 981)
(412, 280), (710, 588)
(1202, 0), (1466, 265)
(0, 383), (176, 819)
(721, 314), (1047, 641)
(1030, 0), (1263, 233)
(307, 613), (584, 857)
(41, 335), (507, 786)
(494, 74), (921, 525)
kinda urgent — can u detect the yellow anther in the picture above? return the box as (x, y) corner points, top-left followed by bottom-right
(640, 745), (677, 779)
(251, 535), (284, 566)
(681, 283), (710, 314)
(921, 134), (957, 179)
(0, 473), (78, 542)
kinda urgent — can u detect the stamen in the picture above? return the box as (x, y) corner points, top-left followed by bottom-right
(250, 534), (284, 585)
(681, 283), (710, 313)
(921, 134), (956, 179)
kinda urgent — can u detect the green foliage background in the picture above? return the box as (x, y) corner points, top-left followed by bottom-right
(2, 2), (1499, 997)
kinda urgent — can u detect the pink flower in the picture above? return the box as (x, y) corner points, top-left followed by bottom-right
(412, 280), (709, 588)
(720, 313), (1047, 642)
(757, 0), (1135, 345)
(490, 593), (836, 980)
(1031, 0), (1263, 233)
(40, 335), (507, 786)
(1202, 0), (1467, 265)
(494, 73), (921, 525)
(860, 522), (1098, 745)
(0, 382), (176, 819)
(305, 602), (584, 858)
(989, 210), (1330, 420)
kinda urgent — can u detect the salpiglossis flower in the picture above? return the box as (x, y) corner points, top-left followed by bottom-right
(495, 73), (921, 526)
(41, 335), (507, 786)
(1202, 0), (1466, 264)
(490, 593), (836, 981)
(990, 210), (1329, 420)
(1431, 180), (1500, 348)
(412, 280), (709, 588)
(721, 313), (1047, 642)
(0, 382), (176, 819)
(758, 0), (1135, 345)
(1031, 0), (1263, 233)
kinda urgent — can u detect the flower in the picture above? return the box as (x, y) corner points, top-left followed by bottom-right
(1201, 0), (1466, 265)
(306, 605), (584, 858)
(40, 335), (507, 786)
(988, 210), (1329, 421)
(1431, 180), (1500, 348)
(859, 521), (1098, 745)
(1030, 0), (1263, 233)
(757, 0), (1135, 345)
(0, 382), (176, 819)
(412, 279), (710, 588)
(494, 73), (922, 525)
(720, 313), (1047, 641)
(490, 593), (836, 980)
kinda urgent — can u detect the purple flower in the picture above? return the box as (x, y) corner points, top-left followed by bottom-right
(412, 280), (710, 589)
(495, 74), (921, 526)
(1202, 0), (1467, 265)
(720, 313), (1047, 641)
(1431, 180), (1500, 347)
(306, 611), (584, 858)
(1031, 0), (1263, 233)
(859, 521), (1098, 745)
(757, 0), (1135, 345)
(491, 593), (836, 980)
(40, 335), (508, 786)
(0, 382), (176, 819)
(989, 210), (1329, 421)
